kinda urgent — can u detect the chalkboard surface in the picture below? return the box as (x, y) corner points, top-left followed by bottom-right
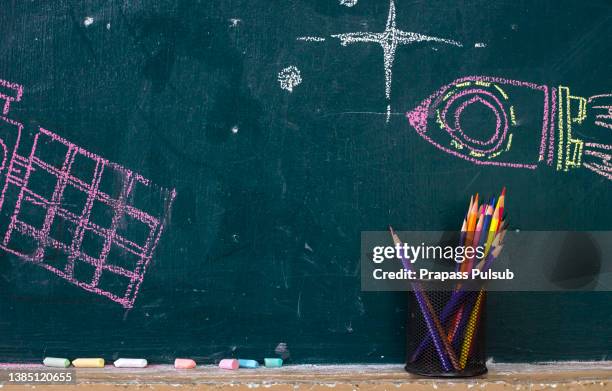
(0, 0), (611, 363)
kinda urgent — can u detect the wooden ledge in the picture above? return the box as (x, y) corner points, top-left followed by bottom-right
(1, 363), (612, 390)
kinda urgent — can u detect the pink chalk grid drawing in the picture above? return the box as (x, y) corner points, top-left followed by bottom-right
(407, 76), (612, 180)
(0, 78), (176, 308)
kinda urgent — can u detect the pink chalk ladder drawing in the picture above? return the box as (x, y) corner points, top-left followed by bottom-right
(0, 78), (176, 308)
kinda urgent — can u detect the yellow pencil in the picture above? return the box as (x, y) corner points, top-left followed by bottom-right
(484, 206), (500, 256)
(459, 290), (484, 368)
(459, 244), (504, 369)
(465, 194), (479, 241)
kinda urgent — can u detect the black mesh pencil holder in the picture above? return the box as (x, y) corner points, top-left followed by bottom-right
(405, 282), (487, 377)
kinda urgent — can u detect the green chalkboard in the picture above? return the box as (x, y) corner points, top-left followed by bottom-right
(0, 0), (611, 363)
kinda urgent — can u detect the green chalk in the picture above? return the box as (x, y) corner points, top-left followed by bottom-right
(43, 357), (71, 368)
(264, 358), (283, 368)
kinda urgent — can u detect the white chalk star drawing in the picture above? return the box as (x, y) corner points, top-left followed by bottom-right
(299, 0), (462, 122)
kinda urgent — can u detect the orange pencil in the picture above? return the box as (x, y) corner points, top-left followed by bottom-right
(463, 195), (479, 270)
(466, 194), (479, 233)
(468, 196), (474, 217)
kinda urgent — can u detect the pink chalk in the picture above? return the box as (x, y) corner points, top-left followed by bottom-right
(406, 75), (549, 169)
(174, 359), (196, 369)
(0, 78), (176, 309)
(219, 359), (239, 370)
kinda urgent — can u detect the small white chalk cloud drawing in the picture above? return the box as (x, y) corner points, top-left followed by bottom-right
(298, 0), (463, 122)
(339, 0), (358, 7)
(278, 66), (302, 93)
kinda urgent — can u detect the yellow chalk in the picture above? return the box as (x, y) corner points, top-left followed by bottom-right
(72, 358), (105, 368)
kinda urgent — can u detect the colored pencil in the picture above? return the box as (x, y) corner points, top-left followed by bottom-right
(497, 187), (506, 219)
(478, 205), (493, 248)
(467, 207), (485, 270)
(464, 194), (479, 253)
(457, 244), (504, 368)
(410, 233), (505, 362)
(484, 206), (500, 256)
(390, 227), (458, 371)
(409, 188), (507, 366)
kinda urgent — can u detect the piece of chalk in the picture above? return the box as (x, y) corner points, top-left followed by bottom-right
(174, 358), (197, 369)
(72, 358), (105, 368)
(218, 359), (239, 370)
(264, 358), (283, 368)
(238, 359), (259, 368)
(114, 358), (148, 368)
(43, 357), (70, 368)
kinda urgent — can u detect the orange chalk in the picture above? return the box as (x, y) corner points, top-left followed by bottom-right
(174, 358), (196, 369)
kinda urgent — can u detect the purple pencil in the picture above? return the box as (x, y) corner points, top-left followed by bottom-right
(390, 227), (455, 372)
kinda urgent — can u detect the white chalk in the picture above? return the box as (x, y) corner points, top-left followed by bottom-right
(113, 358), (148, 368)
(339, 0), (358, 7)
(278, 66), (302, 92)
(326, 0), (462, 122)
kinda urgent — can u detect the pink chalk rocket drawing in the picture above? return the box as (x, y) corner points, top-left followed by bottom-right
(407, 76), (612, 180)
(0, 78), (176, 308)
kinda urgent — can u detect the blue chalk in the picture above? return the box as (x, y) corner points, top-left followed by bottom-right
(238, 359), (259, 368)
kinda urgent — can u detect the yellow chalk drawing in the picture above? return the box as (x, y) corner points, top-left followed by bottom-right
(505, 133), (513, 152)
(443, 89), (456, 101)
(557, 89), (565, 171)
(493, 84), (509, 100)
(509, 105), (517, 126)
(488, 150), (503, 159)
(557, 86), (585, 171)
(450, 139), (464, 150)
(436, 109), (445, 129)
(469, 150), (485, 158)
